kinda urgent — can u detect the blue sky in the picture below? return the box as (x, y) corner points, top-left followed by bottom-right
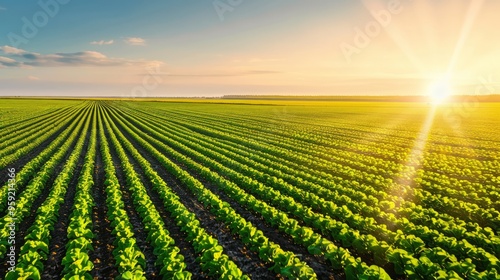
(1, 0), (499, 97)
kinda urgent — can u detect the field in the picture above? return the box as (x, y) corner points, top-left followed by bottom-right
(0, 99), (499, 279)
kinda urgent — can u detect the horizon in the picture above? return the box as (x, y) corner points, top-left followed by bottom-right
(2, 93), (499, 101)
(1, 0), (500, 97)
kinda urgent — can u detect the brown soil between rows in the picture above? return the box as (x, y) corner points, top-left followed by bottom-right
(90, 137), (119, 279)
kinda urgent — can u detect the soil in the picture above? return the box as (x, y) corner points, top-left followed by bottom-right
(90, 138), (120, 279)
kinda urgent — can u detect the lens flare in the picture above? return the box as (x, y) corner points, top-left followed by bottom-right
(428, 79), (452, 105)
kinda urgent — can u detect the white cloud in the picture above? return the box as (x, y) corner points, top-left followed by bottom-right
(0, 46), (162, 68)
(1, 45), (26, 55)
(90, 40), (114, 45)
(0, 6), (6, 11)
(0, 56), (22, 67)
(124, 37), (146, 46)
(27, 76), (41, 81)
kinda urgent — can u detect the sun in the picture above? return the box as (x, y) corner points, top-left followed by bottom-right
(428, 79), (453, 105)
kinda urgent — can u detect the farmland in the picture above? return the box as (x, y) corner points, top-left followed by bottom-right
(0, 99), (499, 279)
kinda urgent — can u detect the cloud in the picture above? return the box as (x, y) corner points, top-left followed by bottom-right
(27, 76), (40, 81)
(0, 56), (22, 67)
(124, 37), (146, 46)
(0, 46), (162, 68)
(1, 46), (26, 55)
(90, 40), (114, 45)
(0, 6), (6, 11)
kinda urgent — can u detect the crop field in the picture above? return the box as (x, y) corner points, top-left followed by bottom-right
(0, 99), (499, 280)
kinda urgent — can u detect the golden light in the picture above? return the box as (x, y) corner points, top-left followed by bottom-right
(428, 78), (452, 105)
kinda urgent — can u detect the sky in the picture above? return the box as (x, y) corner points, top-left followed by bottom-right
(0, 0), (499, 97)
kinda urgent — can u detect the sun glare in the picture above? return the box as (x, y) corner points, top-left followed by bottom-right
(428, 79), (452, 105)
